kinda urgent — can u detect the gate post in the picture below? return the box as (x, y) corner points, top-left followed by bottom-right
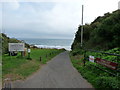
(83, 49), (86, 66)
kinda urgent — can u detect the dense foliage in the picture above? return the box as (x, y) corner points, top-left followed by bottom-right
(71, 9), (120, 89)
(71, 58), (120, 89)
(70, 47), (120, 89)
(71, 10), (120, 50)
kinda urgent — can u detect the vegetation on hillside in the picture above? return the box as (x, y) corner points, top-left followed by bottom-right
(70, 52), (120, 89)
(1, 33), (30, 54)
(71, 10), (120, 51)
(71, 10), (120, 89)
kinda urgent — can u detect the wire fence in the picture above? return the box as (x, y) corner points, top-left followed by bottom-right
(82, 48), (120, 78)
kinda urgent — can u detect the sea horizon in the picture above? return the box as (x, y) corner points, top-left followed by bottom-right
(18, 38), (73, 50)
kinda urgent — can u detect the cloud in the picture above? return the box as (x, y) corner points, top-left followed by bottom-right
(2, 0), (120, 39)
(1, 0), (82, 3)
(2, 0), (20, 10)
(42, 2), (82, 32)
(83, 0), (119, 24)
(0, 3), (2, 32)
(3, 2), (82, 39)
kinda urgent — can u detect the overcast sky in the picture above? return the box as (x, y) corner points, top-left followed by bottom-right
(0, 0), (120, 39)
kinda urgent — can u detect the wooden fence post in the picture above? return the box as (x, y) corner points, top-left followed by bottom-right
(83, 50), (86, 66)
(40, 56), (42, 62)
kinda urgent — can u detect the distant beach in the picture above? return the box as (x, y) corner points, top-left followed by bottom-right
(18, 38), (73, 50)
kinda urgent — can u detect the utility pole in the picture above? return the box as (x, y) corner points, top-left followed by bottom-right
(81, 5), (84, 47)
(118, 1), (120, 10)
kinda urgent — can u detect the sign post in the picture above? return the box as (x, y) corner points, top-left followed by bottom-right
(27, 48), (31, 60)
(89, 55), (95, 63)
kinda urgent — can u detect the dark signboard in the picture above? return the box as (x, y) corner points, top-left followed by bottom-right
(95, 58), (118, 70)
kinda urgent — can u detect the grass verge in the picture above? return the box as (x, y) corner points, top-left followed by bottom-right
(70, 53), (120, 89)
(2, 48), (65, 81)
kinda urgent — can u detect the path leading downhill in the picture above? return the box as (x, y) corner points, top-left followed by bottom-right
(12, 51), (93, 88)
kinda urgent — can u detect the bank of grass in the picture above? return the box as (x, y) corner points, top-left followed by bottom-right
(0, 55), (1, 86)
(2, 48), (65, 81)
(70, 53), (120, 89)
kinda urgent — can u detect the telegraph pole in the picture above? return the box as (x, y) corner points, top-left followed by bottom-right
(81, 5), (86, 66)
(81, 5), (84, 47)
(118, 1), (120, 9)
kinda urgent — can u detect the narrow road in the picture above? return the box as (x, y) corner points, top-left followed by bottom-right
(12, 51), (93, 88)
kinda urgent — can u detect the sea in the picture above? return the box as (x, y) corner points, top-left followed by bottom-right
(18, 38), (73, 51)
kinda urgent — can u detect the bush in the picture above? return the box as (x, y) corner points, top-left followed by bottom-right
(95, 77), (120, 89)
(71, 49), (83, 56)
(70, 50), (120, 89)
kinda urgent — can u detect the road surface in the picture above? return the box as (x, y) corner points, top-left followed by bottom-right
(12, 51), (93, 88)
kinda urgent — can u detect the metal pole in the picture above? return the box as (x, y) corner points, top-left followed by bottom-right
(81, 5), (84, 47)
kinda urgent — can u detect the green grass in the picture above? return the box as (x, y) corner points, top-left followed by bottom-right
(0, 55), (1, 84)
(30, 48), (63, 64)
(2, 48), (65, 81)
(70, 53), (120, 89)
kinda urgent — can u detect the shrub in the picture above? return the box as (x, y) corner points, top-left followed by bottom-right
(71, 49), (84, 56)
(95, 77), (120, 89)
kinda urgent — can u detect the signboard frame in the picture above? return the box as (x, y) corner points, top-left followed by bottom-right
(9, 43), (25, 51)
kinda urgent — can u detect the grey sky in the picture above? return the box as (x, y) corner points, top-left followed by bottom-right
(0, 0), (120, 39)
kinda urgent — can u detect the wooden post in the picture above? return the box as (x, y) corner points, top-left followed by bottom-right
(83, 50), (86, 66)
(9, 52), (11, 56)
(20, 51), (24, 57)
(40, 56), (42, 62)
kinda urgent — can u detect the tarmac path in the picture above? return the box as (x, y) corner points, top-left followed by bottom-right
(12, 51), (93, 88)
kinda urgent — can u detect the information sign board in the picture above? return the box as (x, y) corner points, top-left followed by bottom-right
(95, 58), (118, 70)
(9, 43), (25, 51)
